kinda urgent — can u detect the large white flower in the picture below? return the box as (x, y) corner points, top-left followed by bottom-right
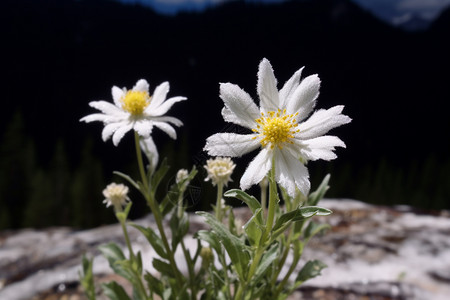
(80, 79), (186, 146)
(204, 58), (351, 197)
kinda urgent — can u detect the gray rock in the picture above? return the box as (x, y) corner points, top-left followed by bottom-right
(1, 199), (449, 300)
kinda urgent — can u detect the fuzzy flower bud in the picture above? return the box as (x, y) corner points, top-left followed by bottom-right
(204, 157), (235, 186)
(176, 169), (190, 184)
(102, 183), (130, 212)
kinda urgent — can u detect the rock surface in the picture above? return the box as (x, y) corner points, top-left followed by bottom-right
(1, 199), (449, 300)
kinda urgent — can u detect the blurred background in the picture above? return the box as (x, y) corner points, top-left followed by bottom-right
(1, 0), (449, 229)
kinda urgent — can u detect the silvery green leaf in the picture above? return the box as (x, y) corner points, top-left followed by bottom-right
(295, 259), (327, 285)
(196, 211), (250, 280)
(101, 281), (131, 300)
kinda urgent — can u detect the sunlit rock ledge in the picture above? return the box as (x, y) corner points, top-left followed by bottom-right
(1, 199), (449, 300)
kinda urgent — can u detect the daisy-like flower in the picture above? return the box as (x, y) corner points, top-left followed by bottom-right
(204, 58), (351, 197)
(204, 157), (236, 187)
(80, 79), (186, 146)
(103, 182), (130, 212)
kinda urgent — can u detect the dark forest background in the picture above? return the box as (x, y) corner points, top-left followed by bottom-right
(1, 0), (449, 229)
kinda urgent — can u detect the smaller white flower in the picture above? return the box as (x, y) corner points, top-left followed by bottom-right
(204, 157), (236, 186)
(176, 169), (190, 184)
(103, 183), (130, 211)
(80, 79), (186, 146)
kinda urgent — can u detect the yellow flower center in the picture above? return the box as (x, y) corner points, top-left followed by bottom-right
(122, 91), (150, 115)
(252, 109), (299, 149)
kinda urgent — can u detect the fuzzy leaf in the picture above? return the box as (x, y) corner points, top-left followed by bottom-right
(224, 189), (261, 214)
(273, 206), (332, 233)
(195, 230), (222, 254)
(295, 260), (327, 285)
(196, 211), (250, 280)
(170, 211), (189, 250)
(304, 221), (331, 242)
(153, 258), (175, 278)
(131, 224), (168, 259)
(243, 208), (263, 247)
(253, 243), (279, 283)
(144, 272), (164, 297)
(102, 281), (131, 300)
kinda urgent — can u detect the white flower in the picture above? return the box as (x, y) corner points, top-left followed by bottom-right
(80, 79), (186, 146)
(176, 169), (190, 184)
(204, 157), (236, 186)
(103, 183), (130, 211)
(204, 58), (351, 197)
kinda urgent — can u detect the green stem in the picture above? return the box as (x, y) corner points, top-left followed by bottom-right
(235, 165), (277, 300)
(274, 255), (299, 296)
(215, 182), (224, 221)
(260, 177), (268, 217)
(181, 240), (197, 300)
(134, 133), (184, 288)
(270, 227), (294, 287)
(119, 218), (136, 262)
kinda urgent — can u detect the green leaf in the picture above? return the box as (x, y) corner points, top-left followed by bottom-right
(253, 243), (279, 283)
(144, 272), (164, 297)
(304, 221), (331, 243)
(195, 230), (222, 254)
(113, 171), (139, 190)
(131, 224), (168, 259)
(170, 211), (189, 250)
(150, 158), (169, 193)
(295, 260), (327, 285)
(243, 208), (263, 247)
(99, 242), (126, 262)
(224, 189), (261, 214)
(79, 256), (96, 300)
(153, 258), (175, 278)
(98, 243), (135, 282)
(272, 206), (332, 233)
(101, 281), (132, 300)
(196, 211), (250, 280)
(307, 174), (330, 206)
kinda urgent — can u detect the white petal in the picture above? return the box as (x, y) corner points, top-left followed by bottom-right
(134, 120), (153, 138)
(112, 86), (124, 107)
(219, 83), (259, 129)
(279, 67), (304, 109)
(140, 136), (159, 173)
(102, 121), (127, 142)
(298, 135), (346, 161)
(133, 79), (149, 92)
(240, 148), (272, 191)
(153, 121), (177, 139)
(286, 74), (320, 121)
(112, 123), (133, 146)
(80, 113), (113, 123)
(274, 148), (310, 197)
(257, 58), (279, 113)
(298, 105), (352, 140)
(150, 81), (169, 109)
(147, 96), (186, 116)
(150, 116), (183, 127)
(204, 133), (260, 157)
(89, 101), (124, 116)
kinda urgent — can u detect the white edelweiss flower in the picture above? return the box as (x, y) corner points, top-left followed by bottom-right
(103, 183), (130, 211)
(80, 79), (186, 146)
(204, 58), (351, 197)
(204, 157), (236, 186)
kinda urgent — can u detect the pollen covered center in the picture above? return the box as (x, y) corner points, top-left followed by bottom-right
(122, 91), (150, 115)
(252, 109), (299, 149)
